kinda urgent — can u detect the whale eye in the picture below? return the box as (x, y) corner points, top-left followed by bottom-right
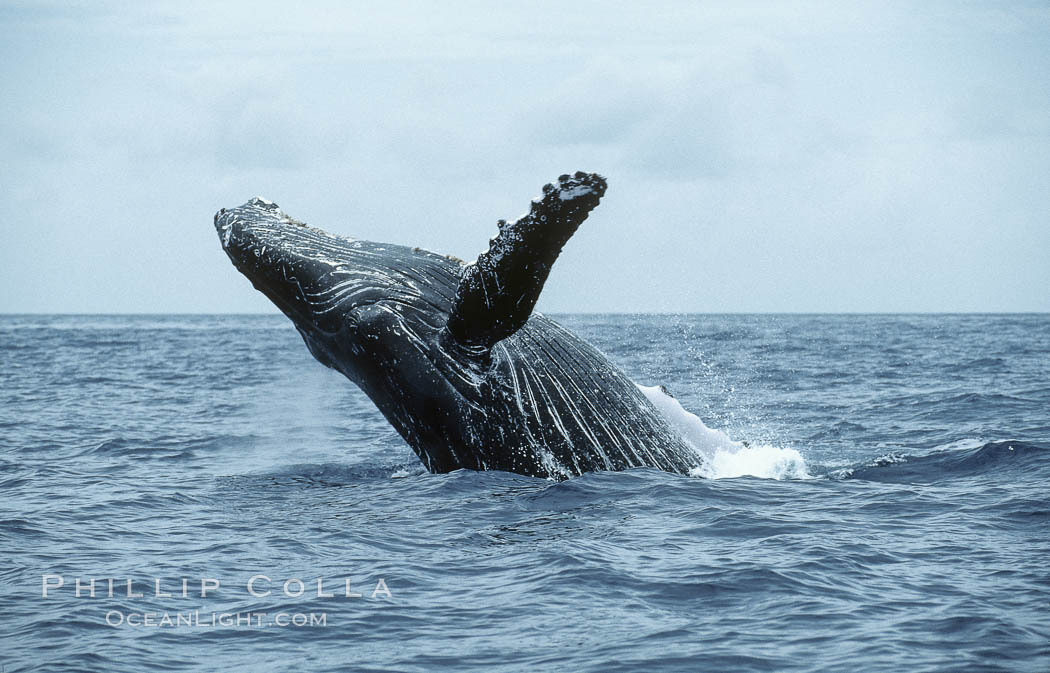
(346, 303), (396, 344)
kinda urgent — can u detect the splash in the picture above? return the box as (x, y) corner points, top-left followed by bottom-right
(637, 384), (809, 480)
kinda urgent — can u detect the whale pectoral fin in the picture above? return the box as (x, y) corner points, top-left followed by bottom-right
(444, 172), (607, 351)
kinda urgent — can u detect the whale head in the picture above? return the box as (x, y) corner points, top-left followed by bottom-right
(214, 198), (462, 388)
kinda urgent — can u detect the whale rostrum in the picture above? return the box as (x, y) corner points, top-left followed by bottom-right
(215, 172), (701, 479)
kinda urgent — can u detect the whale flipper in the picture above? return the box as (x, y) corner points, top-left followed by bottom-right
(445, 172), (607, 351)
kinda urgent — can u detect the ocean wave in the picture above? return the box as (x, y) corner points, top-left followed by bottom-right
(840, 440), (1050, 482)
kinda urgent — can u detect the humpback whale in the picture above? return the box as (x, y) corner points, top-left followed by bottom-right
(214, 172), (701, 479)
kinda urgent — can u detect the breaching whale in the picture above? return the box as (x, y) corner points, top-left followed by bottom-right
(214, 172), (701, 479)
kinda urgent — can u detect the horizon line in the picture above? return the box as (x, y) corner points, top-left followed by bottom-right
(2, 311), (1048, 317)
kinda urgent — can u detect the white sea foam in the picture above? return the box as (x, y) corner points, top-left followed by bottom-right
(637, 384), (810, 480)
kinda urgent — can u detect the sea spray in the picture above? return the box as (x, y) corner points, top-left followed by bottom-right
(637, 384), (809, 479)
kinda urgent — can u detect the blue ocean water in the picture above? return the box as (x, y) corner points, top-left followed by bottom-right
(1, 313), (1048, 672)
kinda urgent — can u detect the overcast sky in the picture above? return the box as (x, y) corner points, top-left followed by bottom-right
(2, 0), (1047, 313)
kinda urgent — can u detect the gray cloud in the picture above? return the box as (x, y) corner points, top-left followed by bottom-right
(1, 0), (1048, 313)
